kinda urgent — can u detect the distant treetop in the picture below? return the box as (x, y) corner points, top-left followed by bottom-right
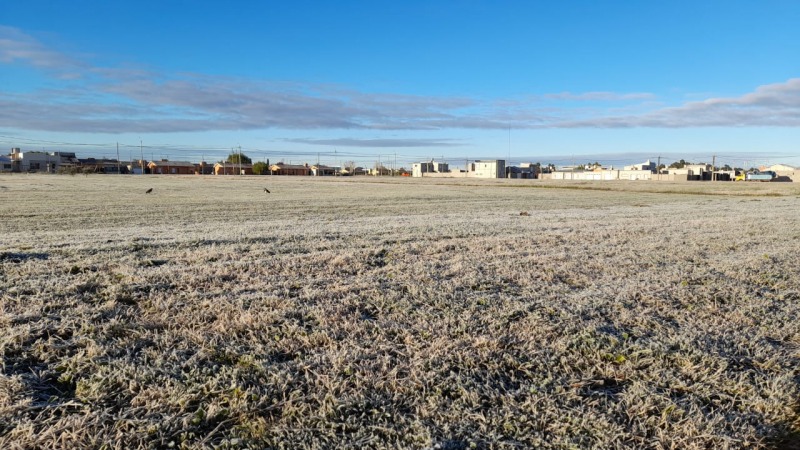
(225, 152), (252, 165)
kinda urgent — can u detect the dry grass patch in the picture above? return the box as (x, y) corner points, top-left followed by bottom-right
(1, 174), (799, 448)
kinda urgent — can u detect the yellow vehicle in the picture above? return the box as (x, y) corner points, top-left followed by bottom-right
(734, 171), (746, 181)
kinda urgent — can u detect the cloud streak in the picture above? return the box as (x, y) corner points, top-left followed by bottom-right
(283, 138), (464, 148)
(555, 79), (800, 129)
(0, 26), (84, 75)
(543, 91), (656, 101)
(2, 26), (800, 134)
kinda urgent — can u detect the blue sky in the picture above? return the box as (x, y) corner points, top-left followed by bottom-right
(2, 0), (799, 168)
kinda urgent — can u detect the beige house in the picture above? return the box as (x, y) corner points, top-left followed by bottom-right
(763, 164), (797, 182)
(766, 164), (795, 172)
(665, 164), (711, 181)
(269, 163), (310, 176)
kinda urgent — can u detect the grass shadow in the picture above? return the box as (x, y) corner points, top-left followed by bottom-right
(0, 251), (49, 263)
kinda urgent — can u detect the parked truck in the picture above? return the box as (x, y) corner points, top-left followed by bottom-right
(746, 170), (776, 182)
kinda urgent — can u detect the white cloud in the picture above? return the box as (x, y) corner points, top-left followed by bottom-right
(284, 138), (464, 148)
(556, 78), (800, 128)
(2, 26), (799, 133)
(0, 26), (83, 73)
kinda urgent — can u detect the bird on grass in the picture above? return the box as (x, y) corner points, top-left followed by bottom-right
(145, 188), (153, 194)
(264, 188), (271, 194)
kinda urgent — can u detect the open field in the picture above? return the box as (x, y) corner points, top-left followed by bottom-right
(1, 174), (800, 449)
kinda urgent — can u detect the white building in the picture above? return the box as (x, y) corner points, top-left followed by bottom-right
(412, 160), (450, 177)
(623, 160), (656, 171)
(471, 160), (506, 178)
(8, 148), (79, 173)
(412, 162), (432, 177)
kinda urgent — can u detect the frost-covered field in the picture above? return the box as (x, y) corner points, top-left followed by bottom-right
(1, 174), (799, 449)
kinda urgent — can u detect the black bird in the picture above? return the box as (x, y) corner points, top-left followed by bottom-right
(145, 188), (153, 194)
(264, 188), (271, 194)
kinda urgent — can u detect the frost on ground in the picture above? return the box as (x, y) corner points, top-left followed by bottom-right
(1, 175), (799, 449)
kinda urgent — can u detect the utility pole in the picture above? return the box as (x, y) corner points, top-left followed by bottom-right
(508, 126), (511, 163)
(657, 155), (661, 181)
(711, 154), (716, 181)
(116, 142), (121, 175)
(239, 145), (243, 175)
(140, 140), (144, 175)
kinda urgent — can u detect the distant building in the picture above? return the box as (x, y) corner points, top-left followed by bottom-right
(623, 160), (656, 171)
(269, 163), (310, 176)
(412, 162), (433, 177)
(506, 162), (538, 179)
(663, 164), (711, 181)
(0, 155), (12, 172)
(369, 166), (392, 176)
(195, 161), (214, 175)
(214, 162), (254, 175)
(128, 160), (149, 174)
(311, 164), (336, 176)
(766, 164), (796, 172)
(79, 158), (124, 174)
(412, 160), (449, 177)
(685, 164), (712, 180)
(411, 159), (514, 179)
(8, 148), (80, 173)
(765, 164), (798, 182)
(148, 160), (195, 175)
(342, 166), (366, 176)
(471, 160), (505, 178)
